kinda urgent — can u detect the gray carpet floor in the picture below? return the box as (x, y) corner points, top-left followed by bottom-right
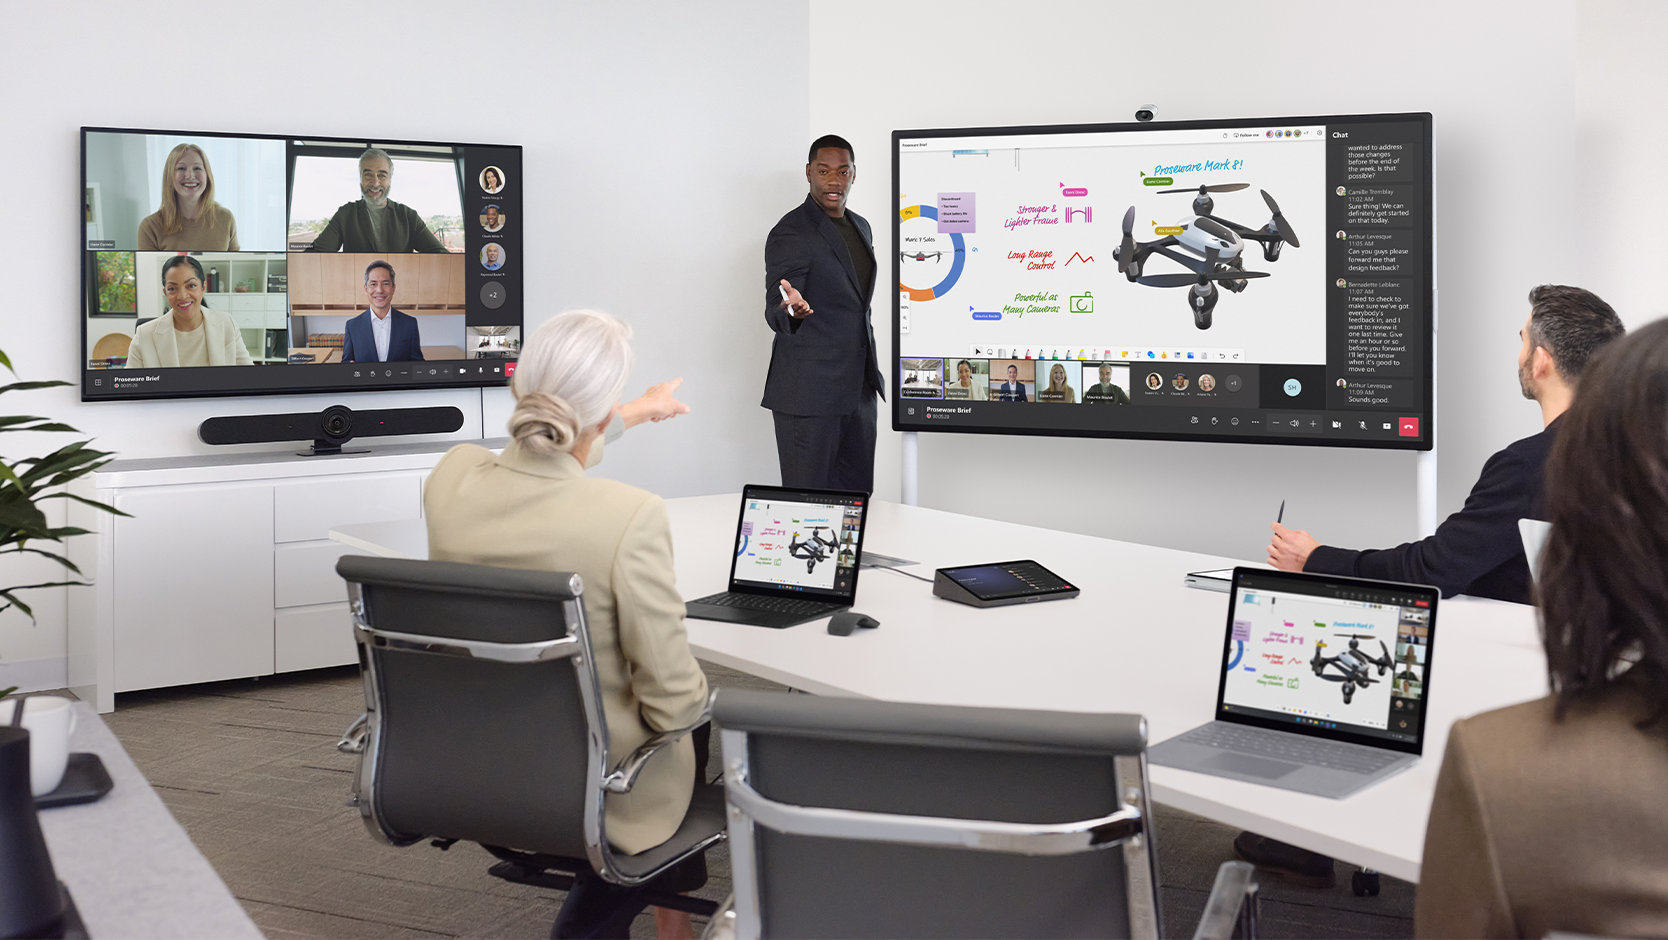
(90, 665), (1416, 938)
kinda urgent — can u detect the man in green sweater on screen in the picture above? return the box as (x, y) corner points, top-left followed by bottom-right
(308, 148), (446, 253)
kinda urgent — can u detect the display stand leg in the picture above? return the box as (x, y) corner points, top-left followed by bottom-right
(901, 431), (919, 506)
(1416, 445), (1438, 537)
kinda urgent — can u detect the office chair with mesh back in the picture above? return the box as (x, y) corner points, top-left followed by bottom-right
(334, 555), (726, 936)
(707, 689), (1259, 940)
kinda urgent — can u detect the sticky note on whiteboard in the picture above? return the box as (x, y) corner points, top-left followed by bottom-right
(1232, 619), (1251, 642)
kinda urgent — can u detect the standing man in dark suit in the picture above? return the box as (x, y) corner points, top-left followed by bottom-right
(341, 260), (425, 363)
(764, 135), (886, 493)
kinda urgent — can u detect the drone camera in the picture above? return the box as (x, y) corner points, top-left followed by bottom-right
(1135, 105), (1156, 123)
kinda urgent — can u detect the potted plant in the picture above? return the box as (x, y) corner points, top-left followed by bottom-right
(0, 346), (127, 697)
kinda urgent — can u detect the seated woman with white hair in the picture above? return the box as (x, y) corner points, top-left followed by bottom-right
(424, 309), (708, 938)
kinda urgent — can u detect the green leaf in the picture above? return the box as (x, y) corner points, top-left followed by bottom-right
(0, 462), (29, 492)
(0, 422), (82, 435)
(18, 444), (110, 486)
(0, 347), (12, 373)
(0, 579), (83, 591)
(0, 500), (49, 536)
(0, 592), (35, 620)
(0, 548), (81, 574)
(0, 380), (71, 395)
(36, 491), (130, 518)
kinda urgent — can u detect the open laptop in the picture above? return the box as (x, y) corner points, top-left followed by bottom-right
(1150, 567), (1438, 798)
(1519, 518), (1551, 587)
(685, 485), (870, 628)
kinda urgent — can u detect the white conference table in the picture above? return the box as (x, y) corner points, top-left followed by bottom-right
(332, 494), (1548, 884)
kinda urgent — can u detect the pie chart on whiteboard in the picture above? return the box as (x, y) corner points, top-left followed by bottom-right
(898, 204), (965, 302)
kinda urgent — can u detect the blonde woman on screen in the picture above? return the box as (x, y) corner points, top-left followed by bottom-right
(1039, 362), (1076, 403)
(137, 143), (240, 250)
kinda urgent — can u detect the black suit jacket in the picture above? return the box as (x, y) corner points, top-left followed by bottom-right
(761, 196), (885, 417)
(1305, 418), (1559, 603)
(341, 309), (425, 363)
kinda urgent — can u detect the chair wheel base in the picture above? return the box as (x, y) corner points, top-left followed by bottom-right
(488, 859), (577, 893)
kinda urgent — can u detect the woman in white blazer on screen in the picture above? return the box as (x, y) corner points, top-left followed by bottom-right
(125, 255), (254, 368)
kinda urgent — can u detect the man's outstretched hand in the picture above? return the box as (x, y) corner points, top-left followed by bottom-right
(779, 279), (813, 319)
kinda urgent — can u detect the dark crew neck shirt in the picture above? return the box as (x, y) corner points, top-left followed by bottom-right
(829, 212), (875, 300)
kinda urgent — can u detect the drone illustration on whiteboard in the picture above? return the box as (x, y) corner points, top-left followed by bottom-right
(1112, 183), (1300, 330)
(787, 527), (838, 574)
(1311, 633), (1391, 705)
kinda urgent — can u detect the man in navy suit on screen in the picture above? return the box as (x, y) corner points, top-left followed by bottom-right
(341, 260), (424, 363)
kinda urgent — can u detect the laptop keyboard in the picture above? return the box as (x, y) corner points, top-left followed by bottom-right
(689, 592), (841, 616)
(1183, 723), (1403, 775)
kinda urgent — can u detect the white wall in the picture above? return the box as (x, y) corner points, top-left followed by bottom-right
(811, 0), (1610, 563)
(0, 0), (807, 691)
(4, 0), (1660, 694)
(1576, 0), (1668, 323)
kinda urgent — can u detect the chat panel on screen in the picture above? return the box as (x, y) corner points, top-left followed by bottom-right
(893, 114), (1431, 448)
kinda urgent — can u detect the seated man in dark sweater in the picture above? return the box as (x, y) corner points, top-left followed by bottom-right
(1242, 284), (1624, 886)
(1269, 284), (1624, 604)
(308, 148), (447, 253)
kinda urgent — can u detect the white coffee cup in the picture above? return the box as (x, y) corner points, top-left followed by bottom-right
(0, 696), (77, 797)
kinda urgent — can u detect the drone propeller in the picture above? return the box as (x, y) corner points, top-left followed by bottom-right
(1118, 206), (1136, 273)
(1138, 270), (1270, 289)
(1261, 189), (1300, 247)
(1158, 182), (1250, 195)
(1333, 633), (1379, 640)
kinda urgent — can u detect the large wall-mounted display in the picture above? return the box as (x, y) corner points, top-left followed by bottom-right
(81, 127), (522, 401)
(891, 113), (1432, 449)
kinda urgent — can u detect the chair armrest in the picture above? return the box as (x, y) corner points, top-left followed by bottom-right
(339, 713), (370, 754)
(1192, 859), (1259, 940)
(699, 893), (736, 940)
(601, 698), (712, 795)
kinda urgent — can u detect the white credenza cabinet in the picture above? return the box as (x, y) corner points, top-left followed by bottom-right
(66, 440), (494, 712)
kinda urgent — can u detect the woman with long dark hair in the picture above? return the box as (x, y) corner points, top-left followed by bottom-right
(1416, 318), (1668, 937)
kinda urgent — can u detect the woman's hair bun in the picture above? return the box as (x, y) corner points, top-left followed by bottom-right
(508, 390), (581, 456)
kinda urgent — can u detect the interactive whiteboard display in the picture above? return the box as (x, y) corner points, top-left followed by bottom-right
(892, 113), (1432, 449)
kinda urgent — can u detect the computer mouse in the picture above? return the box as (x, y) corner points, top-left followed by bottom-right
(827, 611), (880, 636)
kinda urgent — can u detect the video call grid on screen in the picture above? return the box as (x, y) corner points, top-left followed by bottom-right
(890, 113), (1432, 450)
(1220, 570), (1435, 751)
(730, 494), (865, 597)
(81, 126), (522, 401)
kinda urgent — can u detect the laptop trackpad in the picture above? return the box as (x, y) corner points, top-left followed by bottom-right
(1205, 753), (1301, 779)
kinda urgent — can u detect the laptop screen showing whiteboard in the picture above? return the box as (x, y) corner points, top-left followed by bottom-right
(1219, 568), (1437, 755)
(727, 485), (868, 602)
